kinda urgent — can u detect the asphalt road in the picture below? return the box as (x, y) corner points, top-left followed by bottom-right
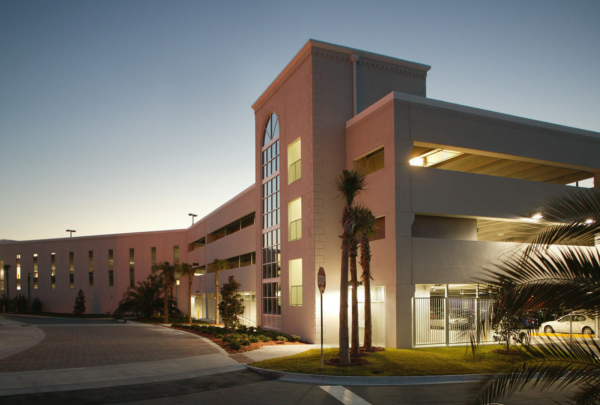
(0, 314), (115, 325)
(1, 369), (575, 405)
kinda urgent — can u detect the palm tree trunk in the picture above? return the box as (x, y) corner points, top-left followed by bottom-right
(215, 271), (219, 324)
(349, 237), (360, 357)
(361, 235), (373, 350)
(188, 276), (193, 324)
(164, 280), (169, 323)
(339, 209), (351, 365)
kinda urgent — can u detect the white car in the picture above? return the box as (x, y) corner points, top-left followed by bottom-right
(540, 314), (595, 335)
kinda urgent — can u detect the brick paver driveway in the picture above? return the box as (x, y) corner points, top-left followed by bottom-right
(0, 316), (218, 372)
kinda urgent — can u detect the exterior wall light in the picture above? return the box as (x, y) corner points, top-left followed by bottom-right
(409, 157), (424, 166)
(530, 212), (543, 220)
(176, 280), (180, 286)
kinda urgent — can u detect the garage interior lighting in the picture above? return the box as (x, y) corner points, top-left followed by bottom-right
(530, 212), (543, 220)
(409, 149), (462, 167)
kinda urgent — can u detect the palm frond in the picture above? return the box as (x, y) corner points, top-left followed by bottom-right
(475, 336), (600, 405)
(543, 189), (600, 224)
(334, 170), (367, 207)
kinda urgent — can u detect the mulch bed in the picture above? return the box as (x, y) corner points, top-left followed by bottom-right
(172, 327), (304, 354)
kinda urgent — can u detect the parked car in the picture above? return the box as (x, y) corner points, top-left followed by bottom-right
(430, 309), (475, 330)
(540, 314), (595, 334)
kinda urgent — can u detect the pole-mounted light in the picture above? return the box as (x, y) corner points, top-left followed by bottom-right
(66, 229), (76, 238)
(189, 213), (198, 225)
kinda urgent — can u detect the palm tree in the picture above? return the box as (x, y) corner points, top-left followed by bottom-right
(334, 170), (367, 365)
(178, 262), (195, 324)
(211, 258), (228, 325)
(116, 276), (164, 318)
(156, 262), (177, 323)
(475, 188), (600, 405)
(355, 207), (377, 350)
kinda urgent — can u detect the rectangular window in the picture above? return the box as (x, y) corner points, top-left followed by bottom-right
(289, 259), (302, 306)
(262, 229), (281, 279)
(16, 254), (21, 290)
(287, 138), (301, 184)
(371, 216), (386, 241)
(262, 282), (281, 315)
(262, 177), (280, 229)
(108, 250), (114, 287)
(51, 253), (56, 289)
(88, 251), (94, 288)
(69, 252), (74, 288)
(0, 258), (4, 290)
(33, 254), (38, 289)
(151, 247), (157, 277)
(173, 246), (179, 266)
(288, 197), (302, 241)
(354, 147), (384, 175)
(129, 248), (135, 288)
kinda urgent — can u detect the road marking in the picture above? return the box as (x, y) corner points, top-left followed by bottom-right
(320, 386), (371, 405)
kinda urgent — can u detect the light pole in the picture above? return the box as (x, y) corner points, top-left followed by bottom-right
(66, 229), (76, 237)
(188, 213), (198, 225)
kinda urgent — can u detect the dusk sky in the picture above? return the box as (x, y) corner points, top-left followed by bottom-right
(1, 0), (599, 241)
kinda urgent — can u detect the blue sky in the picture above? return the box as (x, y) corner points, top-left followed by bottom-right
(1, 0), (599, 240)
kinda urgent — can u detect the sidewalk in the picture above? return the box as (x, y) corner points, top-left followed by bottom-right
(0, 318), (45, 361)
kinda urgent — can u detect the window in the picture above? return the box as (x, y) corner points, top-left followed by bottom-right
(0, 258), (4, 290)
(33, 254), (38, 289)
(262, 282), (281, 315)
(151, 247), (157, 277)
(371, 216), (386, 241)
(225, 252), (256, 269)
(88, 251), (94, 288)
(51, 253), (56, 289)
(108, 250), (114, 287)
(354, 147), (384, 175)
(69, 252), (74, 288)
(16, 254), (21, 290)
(289, 259), (302, 306)
(288, 198), (302, 241)
(288, 138), (301, 184)
(173, 246), (179, 266)
(262, 229), (280, 279)
(207, 213), (255, 243)
(261, 113), (282, 316)
(129, 249), (135, 288)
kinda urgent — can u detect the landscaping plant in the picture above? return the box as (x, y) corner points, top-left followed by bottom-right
(218, 275), (245, 330)
(73, 289), (86, 315)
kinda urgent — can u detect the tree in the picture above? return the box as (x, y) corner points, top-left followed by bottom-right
(218, 275), (245, 330)
(178, 263), (195, 324)
(475, 188), (600, 405)
(334, 170), (367, 365)
(211, 258), (228, 324)
(156, 262), (177, 323)
(117, 276), (164, 318)
(31, 298), (43, 313)
(355, 206), (377, 350)
(73, 289), (86, 315)
(3, 264), (10, 301)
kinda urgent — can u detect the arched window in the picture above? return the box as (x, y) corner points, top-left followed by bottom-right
(263, 113), (279, 146)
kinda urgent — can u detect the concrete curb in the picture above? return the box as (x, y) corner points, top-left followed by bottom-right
(245, 365), (493, 386)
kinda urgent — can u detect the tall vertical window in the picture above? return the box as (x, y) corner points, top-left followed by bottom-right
(151, 247), (157, 277)
(173, 246), (179, 266)
(261, 113), (281, 320)
(289, 259), (302, 306)
(129, 248), (135, 288)
(33, 254), (38, 289)
(108, 250), (114, 287)
(88, 251), (94, 288)
(16, 254), (21, 290)
(0, 258), (4, 290)
(288, 197), (302, 241)
(51, 253), (56, 289)
(69, 252), (74, 288)
(287, 138), (301, 184)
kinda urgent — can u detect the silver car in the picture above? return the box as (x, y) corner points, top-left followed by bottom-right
(541, 314), (595, 335)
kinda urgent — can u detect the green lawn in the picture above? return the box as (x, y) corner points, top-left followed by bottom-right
(250, 346), (527, 376)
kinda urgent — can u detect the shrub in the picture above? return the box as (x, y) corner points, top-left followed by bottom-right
(73, 290), (86, 315)
(258, 334), (269, 342)
(290, 335), (301, 342)
(241, 333), (249, 340)
(31, 298), (43, 313)
(249, 335), (259, 343)
(276, 335), (288, 342)
(171, 323), (182, 328)
(230, 340), (241, 350)
(215, 333), (224, 339)
(241, 339), (251, 346)
(231, 333), (240, 340)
